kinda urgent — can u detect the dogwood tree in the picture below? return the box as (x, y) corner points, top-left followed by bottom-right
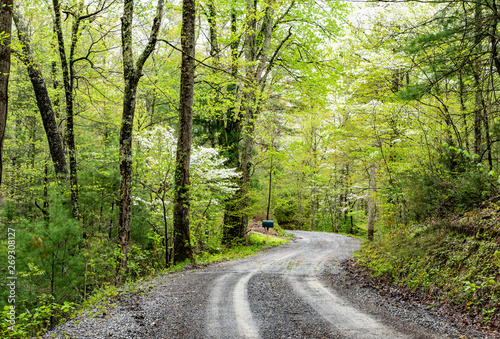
(134, 126), (240, 265)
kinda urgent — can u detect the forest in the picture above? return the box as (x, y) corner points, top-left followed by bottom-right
(1, 0), (500, 336)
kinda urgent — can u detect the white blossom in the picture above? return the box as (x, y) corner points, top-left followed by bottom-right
(132, 126), (241, 210)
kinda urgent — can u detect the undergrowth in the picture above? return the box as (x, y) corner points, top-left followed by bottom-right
(355, 208), (500, 326)
(0, 232), (288, 338)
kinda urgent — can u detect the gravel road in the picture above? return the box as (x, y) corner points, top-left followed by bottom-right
(45, 231), (497, 339)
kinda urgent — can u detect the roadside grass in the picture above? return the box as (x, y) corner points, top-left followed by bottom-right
(355, 214), (500, 326)
(305, 227), (366, 240)
(0, 232), (289, 339)
(248, 231), (289, 245)
(275, 226), (294, 238)
(194, 232), (287, 264)
(337, 229), (367, 240)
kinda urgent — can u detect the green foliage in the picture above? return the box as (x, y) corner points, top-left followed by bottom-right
(0, 195), (85, 307)
(133, 126), (240, 261)
(0, 298), (76, 338)
(7, 0), (500, 334)
(247, 232), (288, 246)
(355, 220), (500, 324)
(274, 198), (300, 229)
(194, 232), (287, 263)
(400, 145), (495, 220)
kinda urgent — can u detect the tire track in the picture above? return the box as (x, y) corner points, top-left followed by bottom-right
(205, 231), (407, 338)
(205, 250), (300, 338)
(46, 231), (484, 338)
(205, 274), (233, 338)
(234, 273), (260, 339)
(287, 275), (407, 338)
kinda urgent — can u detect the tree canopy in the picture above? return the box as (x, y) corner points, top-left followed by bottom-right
(2, 0), (500, 336)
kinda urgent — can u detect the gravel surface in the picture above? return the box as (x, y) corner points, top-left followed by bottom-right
(322, 260), (500, 339)
(43, 231), (498, 339)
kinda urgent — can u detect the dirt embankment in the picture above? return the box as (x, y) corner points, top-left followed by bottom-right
(247, 218), (280, 236)
(355, 204), (500, 334)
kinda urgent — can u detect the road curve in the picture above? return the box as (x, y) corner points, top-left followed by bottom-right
(46, 231), (457, 338)
(202, 231), (405, 339)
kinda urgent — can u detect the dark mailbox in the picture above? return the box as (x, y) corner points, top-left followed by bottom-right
(262, 220), (274, 228)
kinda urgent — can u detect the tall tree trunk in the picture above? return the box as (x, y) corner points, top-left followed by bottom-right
(223, 0), (276, 242)
(473, 72), (483, 156)
(161, 197), (170, 267)
(0, 0), (13, 186)
(12, 11), (68, 177)
(118, 0), (164, 283)
(473, 3), (483, 156)
(203, 0), (222, 149)
(310, 186), (316, 231)
(490, 0), (500, 78)
(238, 96), (256, 231)
(458, 71), (470, 151)
(334, 171), (340, 233)
(221, 0), (293, 241)
(266, 155), (272, 220)
(367, 165), (376, 241)
(343, 165), (349, 222)
(222, 7), (243, 243)
(173, 0), (195, 264)
(310, 127), (318, 231)
(205, 1), (244, 242)
(206, 0), (219, 62)
(235, 0), (260, 235)
(52, 0), (81, 219)
(297, 176), (303, 228)
(483, 107), (493, 169)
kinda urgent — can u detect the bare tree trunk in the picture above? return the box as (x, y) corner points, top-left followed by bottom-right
(266, 156), (272, 220)
(52, 0), (81, 219)
(484, 108), (493, 169)
(161, 198), (170, 267)
(118, 0), (164, 283)
(473, 3), (483, 156)
(12, 11), (68, 178)
(0, 0), (13, 186)
(343, 165), (350, 227)
(367, 165), (376, 241)
(310, 186), (316, 231)
(473, 72), (483, 156)
(458, 72), (470, 151)
(173, 0), (195, 264)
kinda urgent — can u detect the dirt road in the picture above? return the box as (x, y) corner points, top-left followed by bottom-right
(203, 231), (403, 339)
(46, 231), (493, 338)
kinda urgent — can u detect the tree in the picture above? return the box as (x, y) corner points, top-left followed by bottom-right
(223, 0), (289, 242)
(134, 127), (239, 266)
(0, 0), (13, 186)
(52, 0), (112, 219)
(367, 164), (376, 241)
(226, 0), (276, 238)
(173, 0), (196, 263)
(12, 9), (67, 177)
(118, 0), (164, 282)
(220, 0), (346, 241)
